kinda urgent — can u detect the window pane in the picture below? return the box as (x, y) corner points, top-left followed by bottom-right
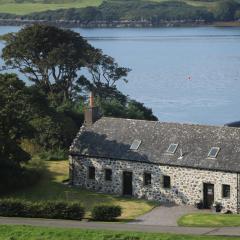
(88, 166), (95, 180)
(163, 176), (171, 188)
(166, 144), (178, 154)
(144, 172), (151, 186)
(105, 169), (112, 181)
(130, 139), (142, 150)
(222, 184), (230, 198)
(208, 147), (220, 158)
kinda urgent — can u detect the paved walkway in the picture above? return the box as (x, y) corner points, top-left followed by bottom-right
(1, 217), (240, 236)
(130, 203), (203, 226)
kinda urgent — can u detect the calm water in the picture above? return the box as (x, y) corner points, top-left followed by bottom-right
(1, 26), (240, 125)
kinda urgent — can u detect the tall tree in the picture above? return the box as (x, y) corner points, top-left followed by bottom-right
(2, 25), (158, 127)
(0, 73), (31, 168)
(2, 24), (97, 103)
(78, 53), (130, 102)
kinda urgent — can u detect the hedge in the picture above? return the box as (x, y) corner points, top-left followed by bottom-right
(0, 199), (84, 220)
(91, 205), (122, 221)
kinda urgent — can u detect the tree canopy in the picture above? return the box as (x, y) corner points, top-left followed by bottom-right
(2, 25), (96, 103)
(78, 53), (130, 101)
(1, 25), (134, 108)
(0, 73), (31, 168)
(214, 0), (239, 21)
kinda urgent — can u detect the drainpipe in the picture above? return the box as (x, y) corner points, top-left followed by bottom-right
(237, 173), (239, 214)
(72, 157), (75, 186)
(69, 155), (74, 186)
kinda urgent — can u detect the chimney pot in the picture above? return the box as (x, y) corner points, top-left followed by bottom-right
(90, 92), (94, 108)
(84, 92), (100, 126)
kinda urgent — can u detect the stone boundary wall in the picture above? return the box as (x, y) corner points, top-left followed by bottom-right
(70, 156), (238, 213)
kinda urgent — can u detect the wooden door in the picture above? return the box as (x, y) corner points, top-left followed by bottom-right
(203, 183), (214, 209)
(123, 171), (133, 195)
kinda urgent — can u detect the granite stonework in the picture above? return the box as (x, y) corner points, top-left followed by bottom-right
(70, 156), (239, 213)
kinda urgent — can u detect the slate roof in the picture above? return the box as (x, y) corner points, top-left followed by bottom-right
(70, 117), (240, 173)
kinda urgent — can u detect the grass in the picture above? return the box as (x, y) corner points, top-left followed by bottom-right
(0, 0), (220, 15)
(3, 159), (157, 220)
(0, 225), (239, 240)
(0, 0), (102, 15)
(151, 0), (217, 7)
(178, 213), (240, 227)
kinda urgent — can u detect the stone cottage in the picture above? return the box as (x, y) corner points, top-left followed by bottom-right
(69, 105), (240, 213)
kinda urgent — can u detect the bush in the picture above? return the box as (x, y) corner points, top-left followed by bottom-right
(0, 199), (27, 217)
(0, 199), (84, 220)
(38, 148), (68, 161)
(65, 202), (86, 220)
(91, 205), (122, 221)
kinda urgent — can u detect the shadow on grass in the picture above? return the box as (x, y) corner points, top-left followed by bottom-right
(3, 160), (158, 220)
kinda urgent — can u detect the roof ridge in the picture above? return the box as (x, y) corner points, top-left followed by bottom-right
(100, 116), (240, 130)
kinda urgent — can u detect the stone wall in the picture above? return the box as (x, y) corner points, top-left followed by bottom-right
(70, 156), (239, 213)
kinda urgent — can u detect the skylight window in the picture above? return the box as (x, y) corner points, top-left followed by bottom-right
(166, 143), (178, 154)
(130, 139), (142, 150)
(208, 147), (220, 158)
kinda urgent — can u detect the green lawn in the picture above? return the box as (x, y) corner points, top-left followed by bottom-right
(178, 213), (240, 227)
(0, 225), (239, 240)
(4, 160), (157, 220)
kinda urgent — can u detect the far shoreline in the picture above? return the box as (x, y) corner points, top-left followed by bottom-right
(0, 19), (240, 28)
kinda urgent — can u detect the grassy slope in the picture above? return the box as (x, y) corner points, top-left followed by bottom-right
(0, 225), (239, 240)
(0, 0), (218, 15)
(4, 160), (157, 220)
(0, 0), (102, 15)
(153, 0), (216, 7)
(178, 213), (240, 227)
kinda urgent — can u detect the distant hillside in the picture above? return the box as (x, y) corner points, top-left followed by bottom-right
(0, 0), (102, 15)
(0, 0), (220, 15)
(0, 0), (240, 26)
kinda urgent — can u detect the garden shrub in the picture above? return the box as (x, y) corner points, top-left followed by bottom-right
(0, 199), (84, 220)
(91, 205), (122, 221)
(0, 199), (26, 217)
(65, 202), (86, 220)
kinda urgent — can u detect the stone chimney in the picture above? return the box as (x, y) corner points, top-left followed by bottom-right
(84, 92), (100, 126)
